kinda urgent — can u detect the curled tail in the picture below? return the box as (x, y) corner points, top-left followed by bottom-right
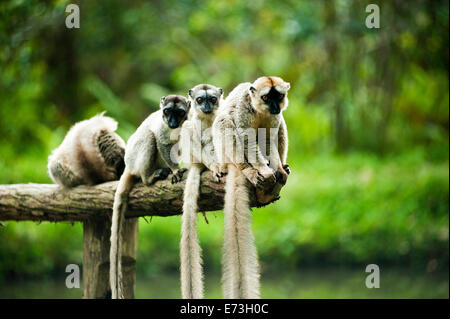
(180, 165), (204, 299)
(110, 169), (134, 299)
(222, 164), (260, 299)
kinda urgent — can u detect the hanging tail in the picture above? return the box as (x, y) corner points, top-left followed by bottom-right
(180, 165), (204, 298)
(222, 164), (260, 299)
(110, 169), (134, 299)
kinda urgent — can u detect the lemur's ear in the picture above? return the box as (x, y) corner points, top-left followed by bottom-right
(249, 86), (256, 94)
(188, 89), (193, 98)
(160, 96), (166, 104)
(218, 88), (223, 96)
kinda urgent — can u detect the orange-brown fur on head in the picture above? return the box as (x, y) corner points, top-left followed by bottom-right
(248, 76), (290, 114)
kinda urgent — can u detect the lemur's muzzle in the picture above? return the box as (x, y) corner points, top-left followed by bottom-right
(201, 102), (213, 114)
(168, 119), (179, 128)
(269, 101), (281, 115)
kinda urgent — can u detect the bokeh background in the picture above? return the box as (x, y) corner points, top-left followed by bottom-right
(0, 0), (448, 298)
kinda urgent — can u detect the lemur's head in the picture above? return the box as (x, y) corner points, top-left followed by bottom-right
(160, 95), (190, 129)
(188, 84), (223, 118)
(248, 76), (290, 115)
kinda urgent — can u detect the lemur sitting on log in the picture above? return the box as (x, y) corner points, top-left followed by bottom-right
(212, 76), (291, 298)
(110, 95), (190, 299)
(179, 84), (224, 299)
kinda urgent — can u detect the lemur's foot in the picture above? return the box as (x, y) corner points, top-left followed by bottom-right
(245, 169), (264, 190)
(258, 165), (276, 186)
(211, 164), (227, 183)
(244, 166), (275, 190)
(218, 164), (228, 176)
(143, 167), (171, 185)
(171, 168), (187, 184)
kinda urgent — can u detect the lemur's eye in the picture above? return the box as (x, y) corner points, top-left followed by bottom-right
(196, 97), (204, 104)
(210, 97), (217, 104)
(163, 109), (170, 116)
(179, 110), (186, 117)
(262, 95), (268, 101)
(279, 94), (285, 100)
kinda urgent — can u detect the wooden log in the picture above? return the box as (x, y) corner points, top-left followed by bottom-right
(82, 217), (138, 299)
(0, 171), (284, 299)
(0, 171), (282, 222)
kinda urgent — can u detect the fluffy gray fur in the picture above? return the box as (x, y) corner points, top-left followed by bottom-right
(179, 84), (223, 299)
(110, 95), (189, 299)
(48, 113), (126, 188)
(212, 76), (290, 298)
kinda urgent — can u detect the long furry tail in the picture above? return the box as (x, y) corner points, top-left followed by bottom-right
(110, 169), (134, 299)
(180, 165), (204, 299)
(222, 164), (260, 299)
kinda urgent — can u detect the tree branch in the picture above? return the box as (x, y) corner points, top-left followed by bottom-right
(0, 171), (282, 222)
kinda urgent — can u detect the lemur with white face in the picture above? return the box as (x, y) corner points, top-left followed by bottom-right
(110, 95), (189, 299)
(212, 76), (290, 298)
(179, 84), (223, 299)
(48, 113), (126, 188)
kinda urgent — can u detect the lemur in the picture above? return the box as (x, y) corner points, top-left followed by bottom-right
(179, 84), (224, 299)
(212, 76), (290, 299)
(48, 113), (126, 188)
(110, 95), (190, 299)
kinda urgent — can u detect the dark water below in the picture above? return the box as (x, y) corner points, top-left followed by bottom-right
(1, 268), (448, 299)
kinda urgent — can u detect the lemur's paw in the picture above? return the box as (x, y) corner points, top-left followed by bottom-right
(218, 164), (228, 177)
(213, 172), (222, 183)
(171, 168), (187, 184)
(211, 164), (227, 183)
(282, 163), (291, 175)
(247, 168), (274, 190)
(276, 168), (289, 185)
(246, 169), (264, 190)
(155, 167), (172, 181)
(258, 165), (276, 187)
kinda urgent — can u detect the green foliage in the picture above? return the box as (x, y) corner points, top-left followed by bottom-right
(0, 222), (82, 282)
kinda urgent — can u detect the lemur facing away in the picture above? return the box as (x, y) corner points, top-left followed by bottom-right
(48, 113), (126, 188)
(212, 76), (290, 298)
(179, 84), (224, 299)
(110, 95), (190, 299)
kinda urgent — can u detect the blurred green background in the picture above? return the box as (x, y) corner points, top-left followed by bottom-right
(0, 0), (448, 298)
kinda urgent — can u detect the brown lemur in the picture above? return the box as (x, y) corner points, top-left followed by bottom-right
(212, 76), (290, 298)
(179, 84), (224, 299)
(110, 95), (190, 299)
(48, 113), (126, 188)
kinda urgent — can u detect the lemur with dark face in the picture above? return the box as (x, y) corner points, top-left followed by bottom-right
(110, 95), (190, 299)
(212, 76), (290, 299)
(179, 84), (223, 299)
(48, 113), (126, 188)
